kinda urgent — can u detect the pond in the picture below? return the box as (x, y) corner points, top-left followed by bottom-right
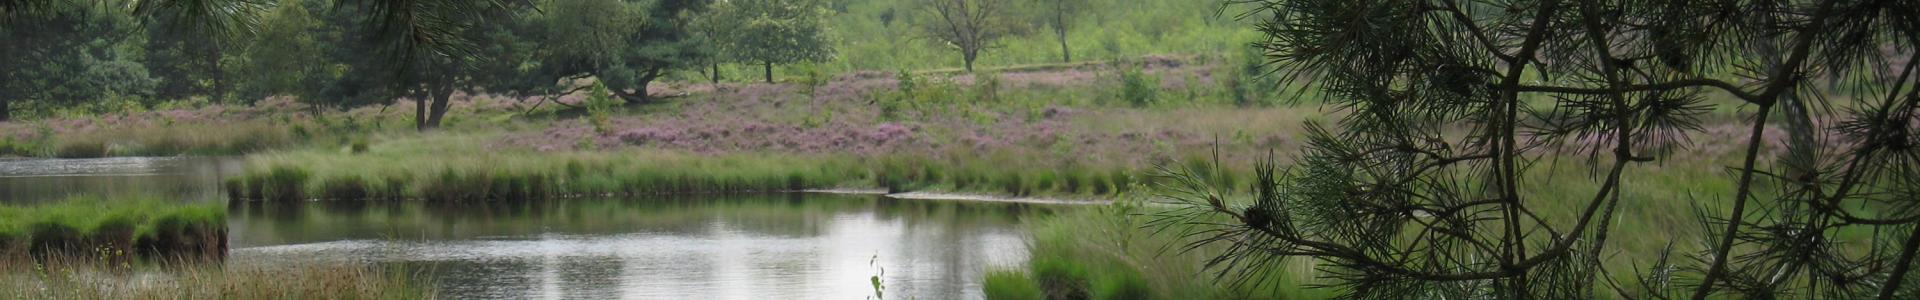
(2, 157), (1052, 299)
(0, 156), (242, 203)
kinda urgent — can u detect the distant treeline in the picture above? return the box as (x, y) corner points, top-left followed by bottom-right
(0, 0), (1256, 128)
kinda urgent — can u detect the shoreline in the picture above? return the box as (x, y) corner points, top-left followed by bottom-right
(806, 188), (1112, 205)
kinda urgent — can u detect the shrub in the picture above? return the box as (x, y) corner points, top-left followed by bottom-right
(586, 82), (617, 135)
(983, 270), (1044, 300)
(1118, 66), (1159, 108)
(1224, 49), (1275, 108)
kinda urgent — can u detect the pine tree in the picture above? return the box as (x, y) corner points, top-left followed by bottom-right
(1154, 0), (1920, 298)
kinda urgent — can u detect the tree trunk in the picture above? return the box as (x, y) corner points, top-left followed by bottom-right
(620, 69), (662, 104)
(1057, 28), (1071, 63)
(764, 62), (775, 83)
(1055, 8), (1071, 63)
(413, 91), (428, 131)
(0, 99), (9, 122)
(210, 45), (228, 103)
(710, 63), (722, 83)
(963, 51), (977, 73)
(423, 86), (454, 130)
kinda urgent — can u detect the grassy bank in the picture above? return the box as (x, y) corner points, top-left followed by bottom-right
(984, 202), (1331, 300)
(0, 259), (428, 299)
(0, 198), (226, 261)
(224, 134), (1148, 202)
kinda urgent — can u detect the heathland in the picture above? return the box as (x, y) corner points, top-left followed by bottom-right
(0, 0), (1863, 298)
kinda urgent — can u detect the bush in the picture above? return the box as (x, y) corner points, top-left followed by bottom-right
(1224, 49), (1276, 107)
(1118, 66), (1159, 108)
(983, 270), (1044, 300)
(586, 82), (617, 135)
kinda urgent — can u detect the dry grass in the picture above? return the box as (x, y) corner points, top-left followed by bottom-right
(0, 258), (429, 300)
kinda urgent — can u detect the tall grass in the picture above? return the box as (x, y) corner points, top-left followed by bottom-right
(226, 134), (1147, 202)
(0, 258), (429, 299)
(1005, 150), (1801, 299)
(0, 197), (226, 261)
(1005, 202), (1330, 300)
(36, 122), (298, 158)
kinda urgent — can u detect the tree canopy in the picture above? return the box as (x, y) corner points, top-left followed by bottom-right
(703, 0), (836, 83)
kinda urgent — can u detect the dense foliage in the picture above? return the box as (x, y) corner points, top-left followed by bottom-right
(1152, 0), (1920, 299)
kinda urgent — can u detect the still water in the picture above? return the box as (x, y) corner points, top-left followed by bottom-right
(0, 156), (242, 203)
(1, 157), (1049, 299)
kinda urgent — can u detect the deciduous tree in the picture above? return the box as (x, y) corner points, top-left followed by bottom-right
(1038, 0), (1087, 63)
(0, 1), (154, 121)
(704, 0), (836, 83)
(914, 0), (1012, 72)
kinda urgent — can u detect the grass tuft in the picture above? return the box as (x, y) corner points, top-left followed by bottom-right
(0, 197), (226, 261)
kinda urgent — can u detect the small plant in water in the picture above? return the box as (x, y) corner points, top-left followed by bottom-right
(867, 254), (887, 300)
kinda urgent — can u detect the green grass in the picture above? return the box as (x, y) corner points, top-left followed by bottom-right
(33, 121), (300, 158)
(0, 197), (226, 261)
(225, 133), (1150, 202)
(1010, 202), (1333, 300)
(1005, 147), (1838, 299)
(984, 269), (1046, 300)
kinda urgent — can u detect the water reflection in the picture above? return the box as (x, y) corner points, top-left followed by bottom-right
(0, 156), (240, 203)
(230, 194), (1050, 299)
